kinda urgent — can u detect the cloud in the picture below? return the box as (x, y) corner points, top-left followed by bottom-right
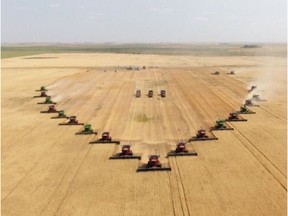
(204, 11), (217, 15)
(50, 3), (59, 8)
(16, 6), (29, 11)
(150, 7), (173, 13)
(194, 16), (208, 21)
(88, 13), (105, 20)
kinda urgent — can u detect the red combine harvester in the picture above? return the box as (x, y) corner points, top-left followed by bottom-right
(135, 90), (141, 98)
(189, 128), (218, 142)
(148, 90), (153, 98)
(160, 90), (166, 97)
(59, 116), (84, 126)
(40, 105), (58, 113)
(137, 155), (171, 172)
(167, 142), (197, 157)
(109, 145), (141, 160)
(245, 99), (259, 107)
(90, 132), (120, 144)
(225, 112), (247, 122)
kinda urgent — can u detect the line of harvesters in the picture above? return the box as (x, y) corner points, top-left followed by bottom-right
(33, 81), (265, 172)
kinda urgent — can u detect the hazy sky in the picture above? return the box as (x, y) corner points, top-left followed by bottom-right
(2, 0), (287, 43)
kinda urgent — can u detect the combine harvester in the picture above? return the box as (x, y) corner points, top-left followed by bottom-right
(245, 99), (260, 107)
(160, 90), (166, 97)
(251, 94), (267, 102)
(225, 112), (247, 122)
(237, 105), (256, 114)
(211, 119), (234, 131)
(137, 155), (171, 172)
(248, 85), (257, 92)
(35, 86), (47, 92)
(33, 91), (48, 98)
(109, 145), (141, 160)
(51, 110), (68, 119)
(167, 141), (197, 157)
(188, 128), (218, 142)
(75, 124), (97, 135)
(211, 71), (220, 75)
(59, 116), (84, 126)
(135, 90), (141, 98)
(37, 96), (56, 105)
(227, 71), (235, 75)
(40, 105), (59, 113)
(89, 132), (120, 144)
(148, 90), (153, 98)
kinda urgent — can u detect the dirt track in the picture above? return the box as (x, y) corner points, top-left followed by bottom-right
(2, 51), (287, 216)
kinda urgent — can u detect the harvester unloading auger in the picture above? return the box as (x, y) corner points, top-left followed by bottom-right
(188, 128), (218, 142)
(59, 116), (84, 125)
(167, 141), (197, 157)
(137, 155), (171, 172)
(40, 105), (59, 113)
(37, 96), (56, 105)
(225, 112), (247, 122)
(35, 86), (47, 92)
(211, 119), (234, 131)
(89, 132), (120, 144)
(75, 124), (98, 135)
(237, 105), (256, 114)
(109, 145), (141, 160)
(51, 110), (68, 119)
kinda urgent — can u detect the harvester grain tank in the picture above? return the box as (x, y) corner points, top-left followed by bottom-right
(89, 132), (120, 144)
(109, 145), (141, 159)
(167, 142), (197, 157)
(188, 128), (218, 141)
(59, 116), (84, 125)
(137, 155), (171, 172)
(75, 124), (98, 135)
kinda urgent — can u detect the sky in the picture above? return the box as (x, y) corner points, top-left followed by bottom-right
(1, 0), (287, 43)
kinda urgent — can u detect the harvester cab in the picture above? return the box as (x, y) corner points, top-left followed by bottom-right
(109, 145), (141, 159)
(167, 141), (198, 157)
(40, 91), (48, 97)
(90, 131), (120, 144)
(212, 71), (220, 75)
(59, 116), (84, 125)
(226, 112), (247, 122)
(75, 124), (97, 135)
(211, 120), (234, 131)
(51, 110), (68, 119)
(137, 155), (171, 172)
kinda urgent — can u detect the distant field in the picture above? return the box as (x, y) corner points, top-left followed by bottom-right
(1, 43), (286, 59)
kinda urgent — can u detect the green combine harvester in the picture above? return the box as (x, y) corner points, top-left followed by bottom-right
(238, 105), (256, 114)
(37, 96), (56, 104)
(211, 119), (234, 131)
(75, 124), (98, 135)
(51, 110), (68, 119)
